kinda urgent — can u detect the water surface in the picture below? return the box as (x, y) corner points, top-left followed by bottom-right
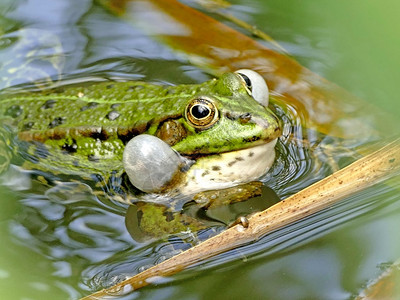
(0, 1), (399, 299)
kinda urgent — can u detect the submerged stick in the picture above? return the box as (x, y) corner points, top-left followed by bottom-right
(83, 138), (400, 299)
(355, 258), (400, 300)
(196, 0), (288, 54)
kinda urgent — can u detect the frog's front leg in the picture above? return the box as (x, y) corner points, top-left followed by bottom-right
(193, 182), (281, 227)
(125, 182), (280, 242)
(193, 181), (264, 208)
(123, 134), (192, 193)
(125, 202), (208, 242)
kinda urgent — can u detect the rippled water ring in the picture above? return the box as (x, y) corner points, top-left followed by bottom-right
(0, 28), (65, 90)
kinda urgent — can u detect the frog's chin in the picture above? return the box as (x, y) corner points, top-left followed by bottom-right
(179, 138), (278, 196)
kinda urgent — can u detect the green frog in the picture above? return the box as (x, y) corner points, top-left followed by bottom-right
(0, 69), (281, 240)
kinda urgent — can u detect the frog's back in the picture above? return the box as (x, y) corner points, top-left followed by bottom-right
(0, 80), (208, 180)
(0, 81), (206, 137)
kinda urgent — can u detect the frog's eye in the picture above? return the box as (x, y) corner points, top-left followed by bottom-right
(185, 97), (219, 129)
(235, 69), (269, 107)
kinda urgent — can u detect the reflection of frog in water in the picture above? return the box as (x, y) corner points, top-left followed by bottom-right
(0, 69), (281, 240)
(126, 183), (281, 242)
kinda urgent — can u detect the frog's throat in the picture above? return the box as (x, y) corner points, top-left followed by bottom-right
(179, 138), (278, 195)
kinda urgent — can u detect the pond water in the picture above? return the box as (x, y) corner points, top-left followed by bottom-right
(0, 0), (399, 299)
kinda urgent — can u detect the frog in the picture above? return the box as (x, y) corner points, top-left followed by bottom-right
(0, 69), (281, 240)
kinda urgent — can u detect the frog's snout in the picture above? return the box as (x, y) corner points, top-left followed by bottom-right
(251, 111), (282, 141)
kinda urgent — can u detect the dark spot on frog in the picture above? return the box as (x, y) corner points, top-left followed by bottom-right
(5, 105), (23, 118)
(248, 152), (254, 157)
(80, 102), (98, 111)
(106, 84), (115, 89)
(106, 110), (120, 121)
(89, 128), (108, 141)
(389, 158), (395, 163)
(110, 103), (121, 109)
(41, 99), (56, 110)
(228, 157), (244, 166)
(239, 113), (252, 124)
(51, 131), (65, 140)
(128, 85), (144, 91)
(73, 160), (79, 167)
(22, 122), (35, 131)
(163, 211), (175, 222)
(243, 136), (260, 143)
(201, 171), (210, 177)
(228, 160), (236, 167)
(48, 117), (65, 129)
(225, 112), (236, 120)
(88, 154), (99, 162)
(117, 122), (151, 144)
(212, 166), (221, 171)
(62, 140), (78, 153)
(165, 88), (176, 95)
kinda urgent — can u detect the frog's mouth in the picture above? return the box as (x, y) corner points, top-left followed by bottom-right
(179, 138), (278, 195)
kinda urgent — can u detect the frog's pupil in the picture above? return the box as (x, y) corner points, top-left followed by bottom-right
(192, 105), (210, 119)
(238, 73), (252, 91)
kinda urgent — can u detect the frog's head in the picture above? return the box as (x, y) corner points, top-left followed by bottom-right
(123, 70), (281, 197)
(154, 69), (281, 195)
(171, 69), (281, 155)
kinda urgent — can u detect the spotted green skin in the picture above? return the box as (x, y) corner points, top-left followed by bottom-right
(0, 72), (281, 239)
(0, 72), (280, 181)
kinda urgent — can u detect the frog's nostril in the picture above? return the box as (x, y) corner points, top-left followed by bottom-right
(239, 113), (252, 124)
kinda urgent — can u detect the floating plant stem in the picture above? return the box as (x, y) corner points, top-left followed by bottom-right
(82, 137), (400, 299)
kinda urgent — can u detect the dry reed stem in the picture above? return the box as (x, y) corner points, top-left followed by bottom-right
(82, 137), (400, 299)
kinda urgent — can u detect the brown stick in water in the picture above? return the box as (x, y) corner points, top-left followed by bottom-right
(82, 137), (400, 299)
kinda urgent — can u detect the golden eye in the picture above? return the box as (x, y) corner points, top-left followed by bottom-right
(185, 97), (219, 129)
